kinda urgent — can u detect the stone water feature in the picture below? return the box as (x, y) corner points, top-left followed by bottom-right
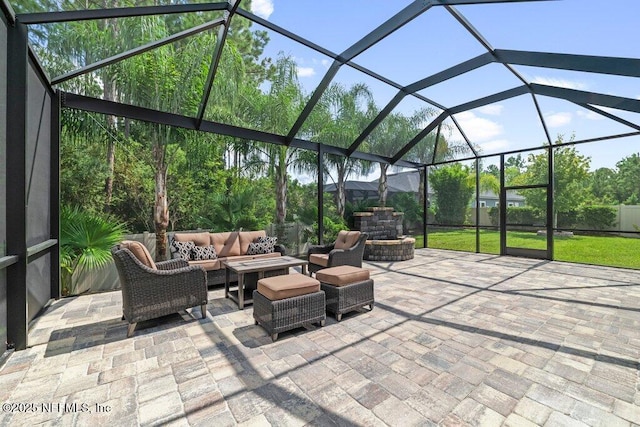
(353, 207), (415, 261)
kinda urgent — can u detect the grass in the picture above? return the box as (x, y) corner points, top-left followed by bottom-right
(412, 228), (640, 270)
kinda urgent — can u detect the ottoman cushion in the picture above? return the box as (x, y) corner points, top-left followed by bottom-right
(258, 273), (320, 301)
(316, 265), (370, 287)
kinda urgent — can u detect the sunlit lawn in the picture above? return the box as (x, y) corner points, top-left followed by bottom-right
(413, 229), (640, 270)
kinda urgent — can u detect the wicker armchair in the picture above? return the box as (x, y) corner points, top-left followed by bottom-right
(111, 241), (208, 337)
(307, 231), (368, 275)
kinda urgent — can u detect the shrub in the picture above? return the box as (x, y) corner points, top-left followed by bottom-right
(60, 206), (127, 296)
(579, 206), (617, 230)
(506, 207), (543, 225)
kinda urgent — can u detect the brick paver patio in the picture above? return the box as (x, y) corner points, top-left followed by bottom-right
(1, 248), (639, 426)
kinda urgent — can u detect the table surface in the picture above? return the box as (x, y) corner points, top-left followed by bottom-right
(224, 255), (308, 274)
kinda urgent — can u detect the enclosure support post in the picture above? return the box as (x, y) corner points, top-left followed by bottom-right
(423, 166), (428, 249)
(317, 144), (324, 245)
(50, 91), (61, 299)
(475, 159), (480, 253)
(6, 21), (29, 351)
(547, 145), (554, 260)
(499, 155), (506, 255)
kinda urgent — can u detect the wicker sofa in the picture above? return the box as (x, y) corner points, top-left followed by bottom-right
(168, 230), (286, 286)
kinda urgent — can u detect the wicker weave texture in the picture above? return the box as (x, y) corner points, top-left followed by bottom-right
(253, 290), (325, 339)
(111, 246), (208, 326)
(321, 279), (374, 320)
(308, 233), (368, 274)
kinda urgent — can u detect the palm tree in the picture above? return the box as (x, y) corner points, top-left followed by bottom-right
(306, 83), (377, 218)
(368, 107), (437, 206)
(60, 206), (127, 296)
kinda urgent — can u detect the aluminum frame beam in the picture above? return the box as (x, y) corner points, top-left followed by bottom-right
(16, 2), (228, 24)
(576, 103), (640, 132)
(60, 92), (422, 168)
(392, 111), (449, 163)
(495, 49), (640, 78)
(531, 84), (640, 114)
(197, 1), (240, 127)
(449, 85), (529, 115)
(52, 18), (224, 85)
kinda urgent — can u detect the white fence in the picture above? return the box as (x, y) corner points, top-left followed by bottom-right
(468, 206), (640, 233)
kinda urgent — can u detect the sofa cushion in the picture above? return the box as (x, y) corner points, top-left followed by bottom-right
(316, 265), (370, 287)
(121, 240), (156, 269)
(309, 253), (329, 267)
(246, 236), (278, 255)
(174, 232), (210, 247)
(334, 231), (362, 250)
(172, 240), (195, 261)
(211, 231), (241, 257)
(193, 244), (217, 261)
(239, 230), (266, 254)
(189, 258), (223, 271)
(258, 273), (320, 301)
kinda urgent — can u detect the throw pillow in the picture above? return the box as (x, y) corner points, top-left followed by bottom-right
(246, 236), (277, 255)
(172, 240), (195, 261)
(192, 245), (217, 261)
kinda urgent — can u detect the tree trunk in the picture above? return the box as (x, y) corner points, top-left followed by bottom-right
(418, 168), (426, 206)
(378, 163), (389, 207)
(336, 165), (346, 219)
(153, 139), (169, 261)
(275, 160), (287, 225)
(102, 6), (118, 212)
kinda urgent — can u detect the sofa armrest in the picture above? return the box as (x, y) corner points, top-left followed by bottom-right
(274, 244), (287, 256)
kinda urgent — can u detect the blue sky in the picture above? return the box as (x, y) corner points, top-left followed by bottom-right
(248, 0), (640, 173)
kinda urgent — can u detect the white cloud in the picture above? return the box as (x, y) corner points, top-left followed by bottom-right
(321, 59), (331, 68)
(546, 112), (572, 127)
(251, 0), (274, 19)
(531, 76), (588, 90)
(455, 111), (503, 141)
(576, 110), (604, 121)
(296, 66), (315, 78)
(480, 139), (510, 152)
(477, 105), (503, 116)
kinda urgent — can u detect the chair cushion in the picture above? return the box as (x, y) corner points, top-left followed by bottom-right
(188, 259), (223, 271)
(258, 273), (320, 301)
(120, 240), (156, 269)
(316, 265), (370, 287)
(334, 231), (362, 250)
(309, 253), (329, 267)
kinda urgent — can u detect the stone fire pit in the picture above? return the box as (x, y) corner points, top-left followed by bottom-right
(353, 207), (415, 261)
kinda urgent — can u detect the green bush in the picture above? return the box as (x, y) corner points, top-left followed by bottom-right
(60, 206), (127, 296)
(579, 205), (617, 230)
(506, 206), (543, 225)
(430, 164), (474, 225)
(557, 209), (579, 228)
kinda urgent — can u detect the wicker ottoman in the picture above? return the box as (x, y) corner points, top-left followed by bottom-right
(253, 273), (326, 341)
(316, 265), (374, 321)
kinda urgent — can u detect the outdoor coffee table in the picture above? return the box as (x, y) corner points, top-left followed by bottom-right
(224, 256), (309, 309)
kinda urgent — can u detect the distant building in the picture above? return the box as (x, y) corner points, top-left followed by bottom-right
(323, 170), (525, 207)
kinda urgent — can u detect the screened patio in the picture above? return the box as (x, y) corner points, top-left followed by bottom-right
(1, 0), (640, 425)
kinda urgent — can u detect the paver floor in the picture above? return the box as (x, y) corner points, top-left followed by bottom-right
(1, 249), (640, 426)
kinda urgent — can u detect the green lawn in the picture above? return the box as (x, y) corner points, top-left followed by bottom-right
(413, 229), (640, 270)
